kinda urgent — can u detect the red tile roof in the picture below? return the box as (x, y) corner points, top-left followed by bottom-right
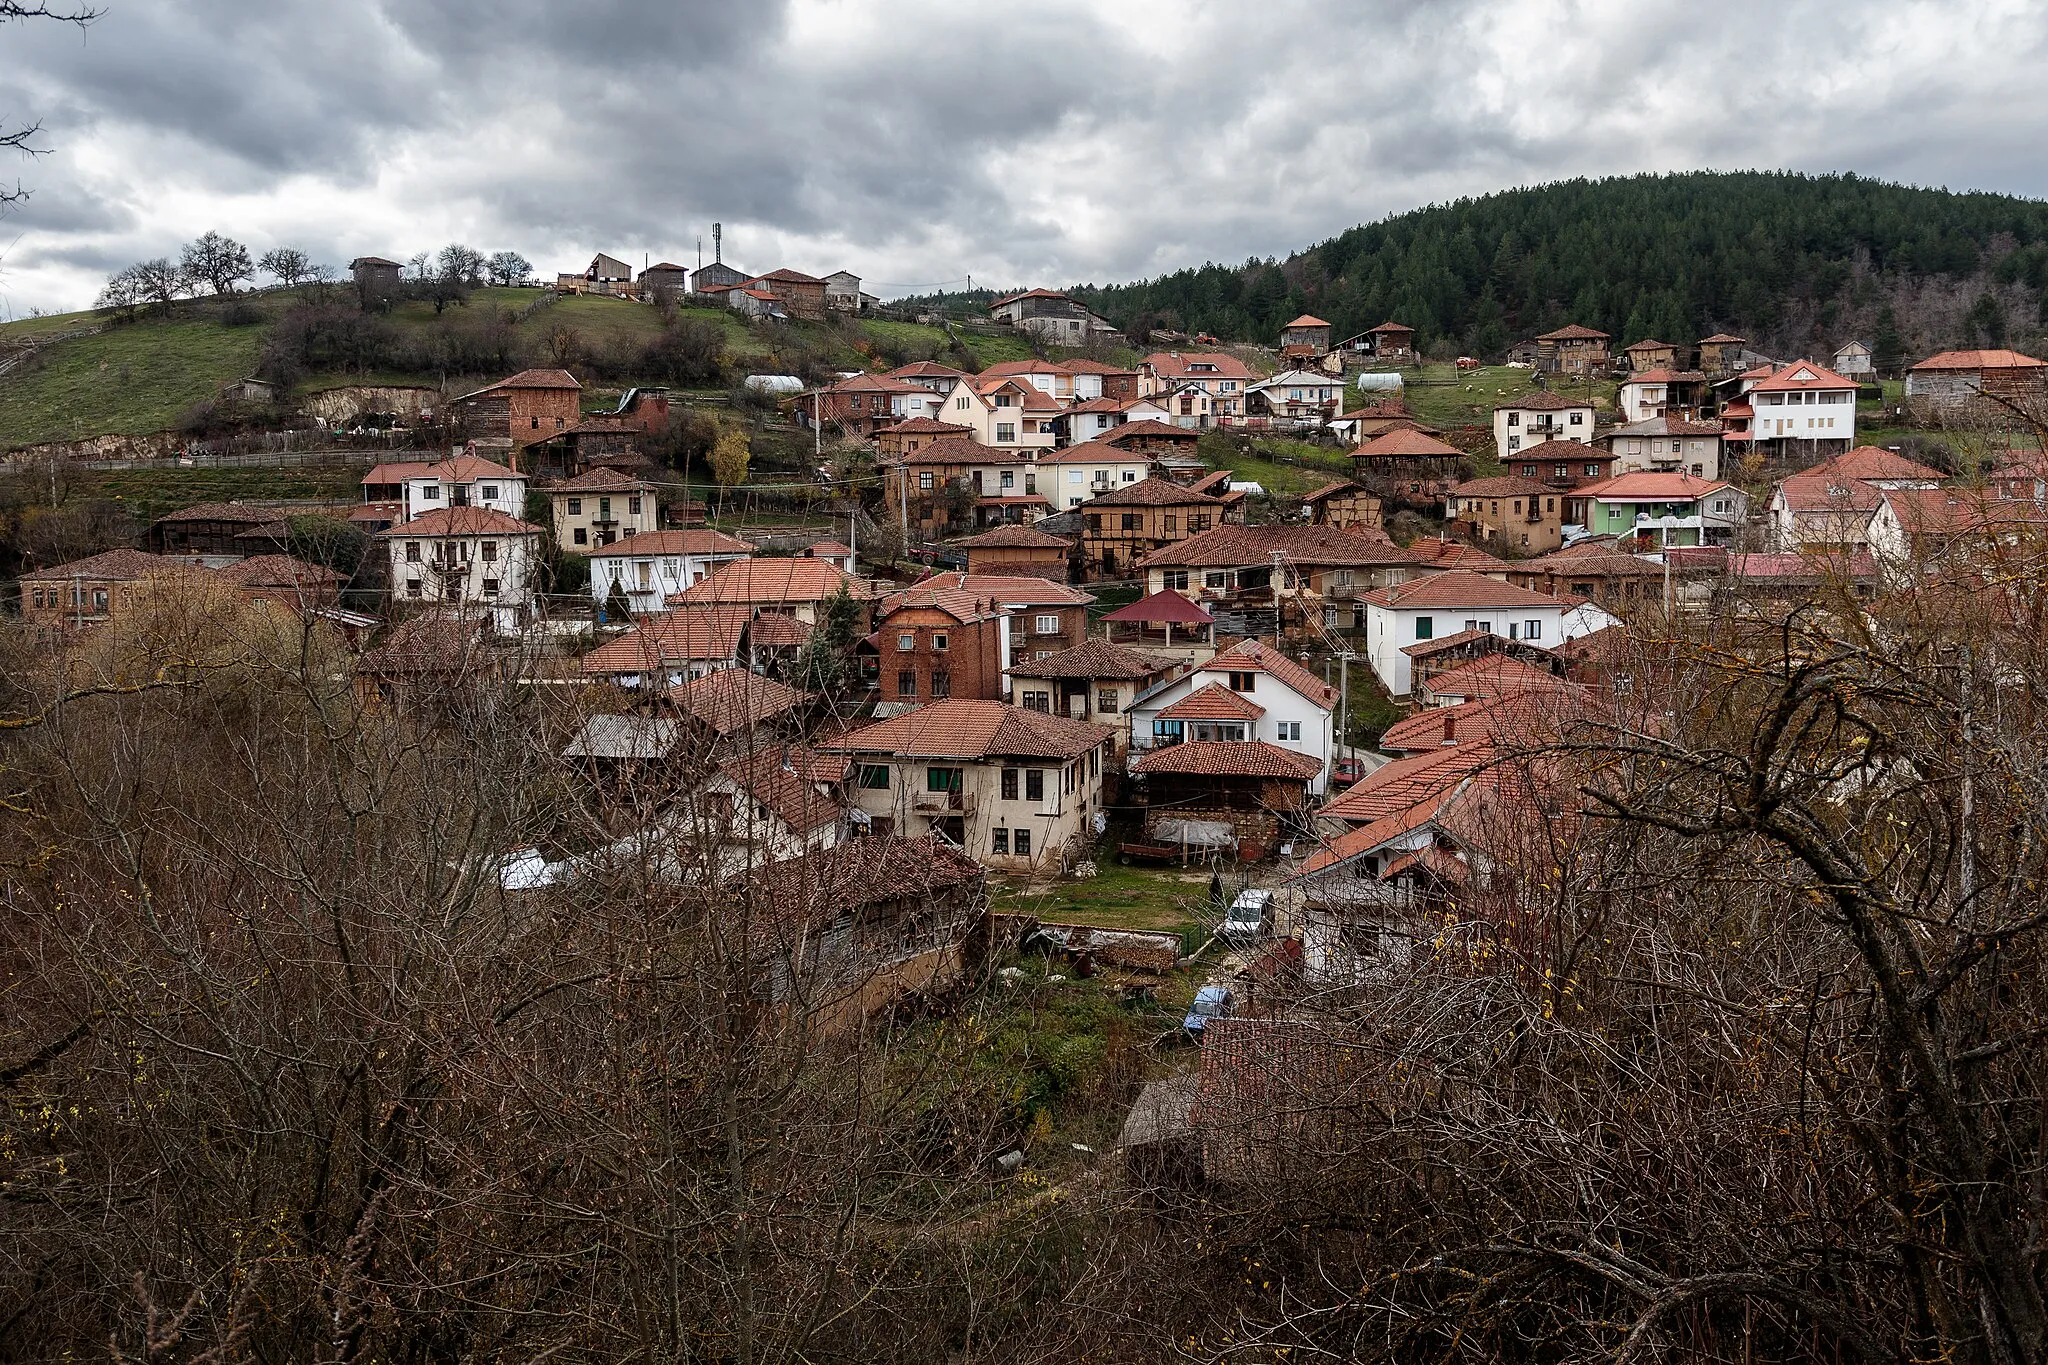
(887, 361), (972, 381)
(378, 506), (536, 537)
(1749, 361), (1857, 392)
(892, 435), (1032, 467)
(1408, 539), (1515, 574)
(213, 554), (344, 589)
(1137, 523), (1414, 571)
(717, 746), (844, 835)
(1282, 314), (1331, 329)
(1368, 320), (1416, 335)
(1034, 437), (1157, 465)
(1006, 638), (1163, 681)
(1057, 358), (1138, 376)
(1295, 785), (1464, 877)
(551, 466), (654, 493)
(826, 700), (1111, 760)
(1206, 638), (1338, 707)
(1131, 740), (1321, 780)
(1144, 352), (1255, 382)
(1103, 590), (1214, 624)
(990, 288), (1073, 308)
(20, 547), (187, 582)
(1624, 338), (1673, 351)
(1448, 475), (1552, 499)
(873, 585), (1002, 626)
(1908, 349), (2048, 372)
(1624, 368), (1706, 384)
(1358, 569), (1566, 612)
(1320, 745), (1494, 824)
(914, 571), (1094, 606)
(956, 524), (1072, 550)
(1421, 653), (1576, 701)
(363, 461), (438, 484)
(579, 608), (753, 674)
(1699, 333), (1747, 345)
(1493, 390), (1594, 413)
(1806, 446), (1945, 482)
(1352, 428), (1464, 459)
(748, 611), (812, 648)
(667, 668), (812, 733)
(151, 501), (297, 525)
(877, 417), (973, 435)
(1537, 324), (1611, 341)
(1158, 682), (1266, 722)
(455, 367), (581, 400)
(1576, 472), (1732, 502)
(1104, 419), (1201, 443)
(587, 529), (756, 558)
(1088, 476), (1225, 508)
(677, 557), (872, 605)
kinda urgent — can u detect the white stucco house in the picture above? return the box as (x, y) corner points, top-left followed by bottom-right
(379, 506), (543, 632)
(588, 529), (758, 615)
(1492, 391), (1596, 461)
(1125, 639), (1339, 795)
(1359, 570), (1587, 697)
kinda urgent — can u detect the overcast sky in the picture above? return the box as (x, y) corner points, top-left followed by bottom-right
(4, 0), (2048, 316)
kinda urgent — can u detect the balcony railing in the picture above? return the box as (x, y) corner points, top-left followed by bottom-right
(912, 790), (975, 814)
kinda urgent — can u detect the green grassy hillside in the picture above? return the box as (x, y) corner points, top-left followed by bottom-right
(0, 285), (1019, 449)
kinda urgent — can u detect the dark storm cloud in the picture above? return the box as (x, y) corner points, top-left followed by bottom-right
(7, 0), (2048, 314)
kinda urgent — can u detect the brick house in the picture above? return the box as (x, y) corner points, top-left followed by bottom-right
(1445, 475), (1567, 553)
(1006, 637), (1169, 741)
(882, 437), (1046, 534)
(451, 368), (583, 452)
(876, 416), (975, 460)
(747, 268), (829, 320)
(913, 571), (1096, 663)
(803, 373), (946, 437)
(863, 585), (1009, 705)
(1080, 477), (1228, 578)
(19, 548), (210, 636)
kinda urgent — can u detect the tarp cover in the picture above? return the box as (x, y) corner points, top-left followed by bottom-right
(1151, 818), (1236, 848)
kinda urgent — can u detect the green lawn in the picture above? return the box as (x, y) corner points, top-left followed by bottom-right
(0, 306), (110, 339)
(992, 853), (1222, 935)
(1396, 363), (1619, 430)
(51, 463), (372, 522)
(0, 315), (268, 449)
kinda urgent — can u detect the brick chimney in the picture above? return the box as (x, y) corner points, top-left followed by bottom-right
(1441, 713), (1457, 745)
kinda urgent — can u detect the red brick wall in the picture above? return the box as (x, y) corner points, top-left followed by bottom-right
(877, 608), (1005, 702)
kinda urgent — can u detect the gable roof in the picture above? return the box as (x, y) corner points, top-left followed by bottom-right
(956, 523), (1072, 550)
(676, 556), (871, 605)
(892, 435), (1032, 467)
(717, 746), (844, 835)
(990, 288), (1073, 308)
(1494, 389), (1594, 413)
(1699, 333), (1748, 345)
(1359, 569), (1566, 612)
(1104, 419), (1202, 444)
(825, 700), (1111, 760)
(1103, 590), (1214, 624)
(887, 361), (972, 381)
(379, 506), (536, 538)
(1144, 352), (1255, 381)
(1058, 358), (1139, 376)
(1577, 471), (1733, 502)
(667, 668), (812, 734)
(1006, 637), (1163, 681)
(1409, 538), (1516, 574)
(1806, 445), (1946, 482)
(213, 554), (344, 589)
(454, 368), (581, 401)
(1034, 437), (1158, 465)
(912, 571), (1094, 606)
(1087, 476), (1225, 508)
(1750, 360), (1857, 392)
(151, 501), (293, 526)
(552, 467), (655, 493)
(872, 585), (1002, 626)
(1205, 638), (1338, 707)
(1537, 324), (1611, 341)
(579, 608), (753, 674)
(1449, 475), (1552, 499)
(1908, 349), (2048, 372)
(1421, 653), (1576, 701)
(1159, 681), (1266, 722)
(1605, 416), (1723, 437)
(1320, 744), (1493, 825)
(1352, 428), (1464, 459)
(1130, 740), (1321, 780)
(1137, 523), (1415, 571)
(1624, 338), (1674, 352)
(877, 417), (974, 436)
(1282, 314), (1331, 329)
(20, 547), (183, 582)
(587, 529), (756, 559)
(1622, 368), (1707, 384)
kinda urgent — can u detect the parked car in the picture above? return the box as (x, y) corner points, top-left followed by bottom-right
(1221, 889), (1272, 945)
(1333, 756), (1367, 785)
(1183, 984), (1234, 1037)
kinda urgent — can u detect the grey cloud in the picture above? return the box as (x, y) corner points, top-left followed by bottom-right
(9, 0), (2048, 314)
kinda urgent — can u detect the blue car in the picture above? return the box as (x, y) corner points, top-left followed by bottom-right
(1183, 985), (1234, 1037)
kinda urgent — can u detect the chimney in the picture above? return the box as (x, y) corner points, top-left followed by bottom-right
(1442, 713), (1457, 745)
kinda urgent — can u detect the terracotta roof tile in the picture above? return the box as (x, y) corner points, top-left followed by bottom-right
(1537, 324), (1611, 341)
(1131, 740), (1321, 780)
(825, 700), (1111, 760)
(213, 554), (344, 588)
(579, 609), (753, 675)
(1158, 682), (1266, 722)
(1358, 569), (1566, 611)
(956, 524), (1072, 550)
(1408, 539), (1516, 573)
(1352, 428), (1464, 459)
(1104, 419), (1201, 443)
(1006, 638), (1163, 681)
(20, 547), (185, 581)
(667, 669), (812, 734)
(1206, 638), (1338, 707)
(587, 529), (756, 558)
(551, 467), (655, 492)
(717, 746), (844, 834)
(1576, 472), (1731, 501)
(1493, 390), (1595, 413)
(378, 506), (537, 537)
(151, 501), (294, 525)
(677, 557), (872, 605)
(1320, 745), (1495, 824)
(1138, 523), (1414, 571)
(913, 571), (1093, 606)
(1088, 476), (1225, 508)
(1908, 349), (2048, 372)
(1103, 590), (1215, 624)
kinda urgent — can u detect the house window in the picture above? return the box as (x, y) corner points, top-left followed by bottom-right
(531, 416), (540, 430)
(918, 472), (934, 490)
(992, 828), (1010, 855)
(1507, 436), (1521, 452)
(1524, 619), (1543, 640)
(1021, 690), (1051, 712)
(421, 486), (440, 500)
(1002, 768), (1019, 800)
(1013, 828), (1032, 857)
(567, 498), (583, 514)
(1163, 515), (1177, 533)
(1034, 615), (1059, 635)
(996, 423), (1017, 442)
(1097, 689), (1119, 713)
(1277, 721), (1301, 741)
(1507, 412), (1520, 427)
(406, 542), (421, 562)
(1164, 570), (1189, 590)
(1189, 515), (1211, 532)
(1570, 412), (1584, 425)
(1085, 514), (1101, 532)
(931, 670), (951, 698)
(1521, 465), (1537, 477)
(1000, 470), (1015, 490)
(481, 484), (499, 500)
(858, 764), (889, 789)
(956, 395), (970, 409)
(1121, 514), (1139, 531)
(897, 632), (915, 651)
(481, 541), (498, 562)
(92, 589), (108, 611)
(897, 670), (917, 697)
(573, 528), (588, 545)
(1586, 463), (1601, 476)
(1025, 769), (1045, 801)
(1414, 616), (1433, 640)
(927, 766), (962, 792)
(1227, 671), (1255, 692)
(1334, 570), (1354, 588)
(1205, 571), (1227, 589)
(481, 578), (500, 597)
(933, 632), (949, 651)
(406, 579), (422, 598)
(555, 417), (565, 428)
(630, 496), (642, 515)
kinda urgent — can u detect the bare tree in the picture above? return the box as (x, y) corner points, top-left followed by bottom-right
(129, 256), (188, 309)
(0, 2), (102, 209)
(485, 250), (532, 287)
(256, 245), (313, 289)
(179, 231), (254, 295)
(436, 242), (486, 287)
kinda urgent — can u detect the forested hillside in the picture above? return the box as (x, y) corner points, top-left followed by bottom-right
(927, 172), (2048, 362)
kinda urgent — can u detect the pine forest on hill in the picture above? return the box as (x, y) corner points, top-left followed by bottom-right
(904, 171), (2048, 364)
